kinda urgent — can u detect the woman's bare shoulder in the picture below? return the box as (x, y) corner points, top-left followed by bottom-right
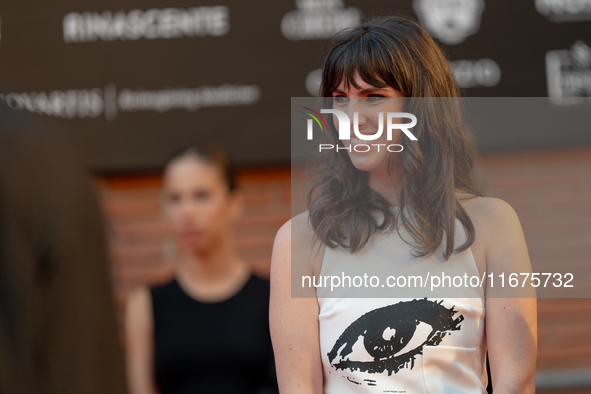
(126, 285), (153, 316)
(125, 285), (154, 336)
(458, 194), (523, 247)
(273, 210), (325, 277)
(275, 210), (315, 244)
(458, 194), (519, 224)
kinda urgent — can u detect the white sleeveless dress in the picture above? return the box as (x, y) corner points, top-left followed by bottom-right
(317, 209), (488, 394)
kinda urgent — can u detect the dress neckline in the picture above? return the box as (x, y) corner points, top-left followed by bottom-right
(173, 273), (254, 305)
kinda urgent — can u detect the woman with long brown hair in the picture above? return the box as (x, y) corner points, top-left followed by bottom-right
(270, 16), (536, 393)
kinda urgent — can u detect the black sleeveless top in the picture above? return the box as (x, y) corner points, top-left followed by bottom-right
(150, 275), (278, 394)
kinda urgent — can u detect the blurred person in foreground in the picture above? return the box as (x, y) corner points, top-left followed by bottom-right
(125, 144), (278, 394)
(0, 103), (128, 393)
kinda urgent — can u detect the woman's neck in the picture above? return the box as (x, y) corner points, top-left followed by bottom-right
(367, 168), (403, 207)
(174, 236), (250, 302)
(178, 248), (245, 281)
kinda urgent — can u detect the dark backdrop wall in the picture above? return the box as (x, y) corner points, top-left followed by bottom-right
(0, 0), (589, 172)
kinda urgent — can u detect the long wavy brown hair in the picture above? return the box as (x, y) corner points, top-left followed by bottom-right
(307, 15), (481, 260)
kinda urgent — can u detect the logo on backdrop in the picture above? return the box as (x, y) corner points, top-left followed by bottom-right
(0, 84), (261, 121)
(303, 108), (417, 152)
(281, 0), (361, 41)
(449, 59), (501, 88)
(536, 0), (591, 22)
(63, 7), (229, 43)
(413, 0), (485, 45)
(545, 40), (591, 105)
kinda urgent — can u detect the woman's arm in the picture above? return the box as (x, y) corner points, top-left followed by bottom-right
(269, 220), (324, 394)
(124, 286), (160, 394)
(481, 198), (537, 394)
(254, 341), (280, 394)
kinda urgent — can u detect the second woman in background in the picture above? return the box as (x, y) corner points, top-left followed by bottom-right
(125, 145), (278, 394)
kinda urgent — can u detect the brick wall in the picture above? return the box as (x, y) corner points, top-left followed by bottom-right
(97, 146), (591, 379)
(475, 148), (591, 373)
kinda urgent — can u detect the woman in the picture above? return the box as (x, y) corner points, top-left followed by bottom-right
(270, 16), (537, 394)
(125, 145), (278, 394)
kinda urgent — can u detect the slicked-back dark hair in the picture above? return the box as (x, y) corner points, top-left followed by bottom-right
(164, 144), (237, 193)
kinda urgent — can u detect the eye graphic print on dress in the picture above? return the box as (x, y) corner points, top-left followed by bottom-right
(328, 298), (464, 378)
